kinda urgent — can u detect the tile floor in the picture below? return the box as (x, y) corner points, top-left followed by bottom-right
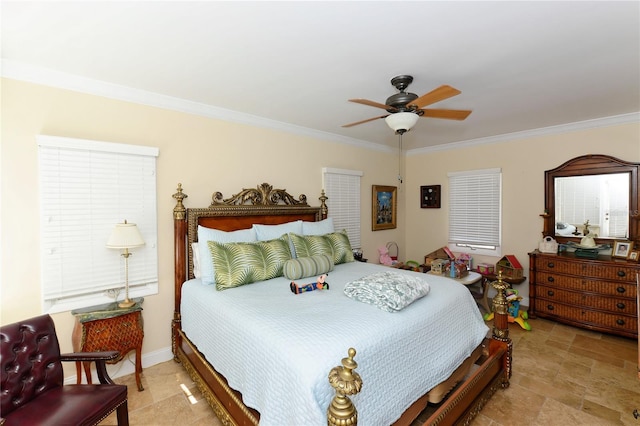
(100, 318), (639, 425)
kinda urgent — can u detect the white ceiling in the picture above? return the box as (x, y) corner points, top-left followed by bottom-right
(2, 1), (639, 152)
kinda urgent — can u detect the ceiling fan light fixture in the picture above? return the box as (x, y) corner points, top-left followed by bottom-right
(385, 112), (419, 134)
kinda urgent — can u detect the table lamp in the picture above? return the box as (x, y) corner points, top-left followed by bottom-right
(107, 220), (145, 308)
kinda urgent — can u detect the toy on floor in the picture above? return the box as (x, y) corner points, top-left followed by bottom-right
(290, 274), (329, 294)
(483, 289), (531, 330)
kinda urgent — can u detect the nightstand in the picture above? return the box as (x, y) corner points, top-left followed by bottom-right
(72, 298), (144, 391)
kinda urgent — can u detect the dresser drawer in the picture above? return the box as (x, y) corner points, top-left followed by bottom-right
(535, 272), (637, 298)
(536, 284), (637, 315)
(534, 300), (638, 334)
(534, 258), (638, 283)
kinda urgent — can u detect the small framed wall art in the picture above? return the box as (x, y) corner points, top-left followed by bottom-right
(420, 185), (441, 208)
(372, 185), (397, 231)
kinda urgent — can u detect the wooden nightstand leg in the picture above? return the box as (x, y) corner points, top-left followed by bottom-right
(135, 346), (144, 391)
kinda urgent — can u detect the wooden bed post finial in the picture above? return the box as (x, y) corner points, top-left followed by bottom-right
(327, 347), (362, 426)
(490, 270), (513, 384)
(490, 270), (510, 341)
(319, 190), (328, 220)
(173, 183), (188, 220)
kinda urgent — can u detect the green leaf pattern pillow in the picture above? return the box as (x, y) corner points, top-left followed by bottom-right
(289, 231), (354, 265)
(208, 235), (292, 290)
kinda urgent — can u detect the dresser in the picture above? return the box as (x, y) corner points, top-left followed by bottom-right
(529, 251), (638, 339)
(72, 298), (144, 391)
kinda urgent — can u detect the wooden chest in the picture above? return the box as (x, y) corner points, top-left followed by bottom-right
(528, 250), (638, 339)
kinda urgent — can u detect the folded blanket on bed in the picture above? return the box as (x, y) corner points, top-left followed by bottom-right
(343, 271), (430, 312)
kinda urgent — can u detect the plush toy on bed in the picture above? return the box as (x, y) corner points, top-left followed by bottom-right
(290, 274), (329, 294)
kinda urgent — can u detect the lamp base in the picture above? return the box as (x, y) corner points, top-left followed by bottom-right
(118, 298), (136, 308)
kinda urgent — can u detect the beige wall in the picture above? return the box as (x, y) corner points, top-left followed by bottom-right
(0, 78), (403, 369)
(2, 77), (639, 373)
(404, 124), (640, 303)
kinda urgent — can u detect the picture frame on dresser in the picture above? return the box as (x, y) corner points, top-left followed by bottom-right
(613, 241), (634, 259)
(629, 250), (639, 262)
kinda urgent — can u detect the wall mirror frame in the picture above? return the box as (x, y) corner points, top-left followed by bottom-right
(543, 154), (640, 246)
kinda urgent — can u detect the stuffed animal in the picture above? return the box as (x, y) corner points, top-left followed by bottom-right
(378, 246), (394, 266)
(290, 274), (329, 294)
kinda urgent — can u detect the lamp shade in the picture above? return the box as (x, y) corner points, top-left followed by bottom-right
(385, 112), (419, 133)
(106, 221), (145, 249)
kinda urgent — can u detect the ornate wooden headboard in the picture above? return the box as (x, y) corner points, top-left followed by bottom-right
(171, 182), (328, 340)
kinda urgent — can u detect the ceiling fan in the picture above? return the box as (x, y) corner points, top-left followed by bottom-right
(343, 75), (472, 133)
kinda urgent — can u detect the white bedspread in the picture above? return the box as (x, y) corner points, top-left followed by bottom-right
(182, 262), (489, 426)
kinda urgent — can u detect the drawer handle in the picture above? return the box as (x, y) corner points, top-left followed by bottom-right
(617, 270), (626, 278)
(547, 304), (554, 311)
(616, 302), (625, 309)
(547, 262), (554, 268)
(547, 276), (555, 282)
(616, 287), (626, 294)
(616, 319), (625, 326)
(547, 290), (554, 296)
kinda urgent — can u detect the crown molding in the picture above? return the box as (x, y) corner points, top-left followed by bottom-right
(3, 59), (636, 156)
(1, 59), (392, 153)
(407, 112), (640, 156)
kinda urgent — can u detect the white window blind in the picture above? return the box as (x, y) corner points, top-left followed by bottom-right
(448, 168), (501, 253)
(38, 135), (159, 313)
(322, 168), (363, 249)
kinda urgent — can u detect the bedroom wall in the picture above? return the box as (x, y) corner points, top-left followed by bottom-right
(404, 123), (640, 305)
(2, 77), (638, 377)
(0, 78), (404, 375)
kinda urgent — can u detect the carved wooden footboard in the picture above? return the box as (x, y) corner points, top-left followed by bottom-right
(172, 183), (512, 426)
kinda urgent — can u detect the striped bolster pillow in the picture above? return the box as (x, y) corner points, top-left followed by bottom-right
(283, 254), (335, 280)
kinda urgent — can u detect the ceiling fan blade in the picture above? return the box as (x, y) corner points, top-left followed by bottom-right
(342, 114), (389, 128)
(419, 109), (472, 120)
(407, 85), (461, 109)
(349, 98), (397, 111)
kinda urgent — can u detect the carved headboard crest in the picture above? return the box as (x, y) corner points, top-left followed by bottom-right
(210, 182), (309, 207)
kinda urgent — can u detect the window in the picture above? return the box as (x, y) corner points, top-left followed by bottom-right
(322, 168), (363, 249)
(38, 135), (159, 313)
(448, 168), (501, 256)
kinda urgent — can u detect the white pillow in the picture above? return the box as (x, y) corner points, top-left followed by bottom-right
(253, 220), (302, 257)
(253, 220), (302, 240)
(197, 225), (257, 285)
(191, 243), (201, 278)
(302, 217), (335, 236)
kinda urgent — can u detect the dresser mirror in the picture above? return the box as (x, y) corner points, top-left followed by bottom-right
(543, 154), (640, 245)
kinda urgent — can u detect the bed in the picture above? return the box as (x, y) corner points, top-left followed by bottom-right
(171, 182), (513, 426)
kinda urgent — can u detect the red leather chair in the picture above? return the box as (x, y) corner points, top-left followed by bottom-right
(1, 314), (129, 425)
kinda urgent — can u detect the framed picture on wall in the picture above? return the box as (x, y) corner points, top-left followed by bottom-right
(420, 185), (441, 208)
(613, 241), (634, 258)
(372, 185), (397, 231)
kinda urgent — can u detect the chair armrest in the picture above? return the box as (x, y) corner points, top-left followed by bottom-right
(60, 351), (120, 385)
(60, 351), (120, 362)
